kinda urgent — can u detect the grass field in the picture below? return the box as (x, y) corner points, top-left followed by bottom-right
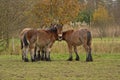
(0, 53), (120, 80)
(1, 37), (119, 55)
(0, 38), (120, 80)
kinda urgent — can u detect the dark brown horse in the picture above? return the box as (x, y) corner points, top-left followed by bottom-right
(62, 29), (93, 62)
(22, 24), (63, 62)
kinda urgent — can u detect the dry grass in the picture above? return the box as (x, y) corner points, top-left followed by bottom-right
(1, 37), (119, 55)
(0, 37), (120, 80)
(51, 37), (120, 54)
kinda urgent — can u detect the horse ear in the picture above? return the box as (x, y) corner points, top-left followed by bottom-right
(60, 23), (63, 27)
(50, 23), (56, 28)
(50, 23), (53, 26)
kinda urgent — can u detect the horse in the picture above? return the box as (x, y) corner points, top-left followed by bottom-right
(22, 24), (63, 62)
(20, 28), (44, 61)
(62, 29), (93, 62)
(19, 28), (33, 60)
(20, 28), (42, 61)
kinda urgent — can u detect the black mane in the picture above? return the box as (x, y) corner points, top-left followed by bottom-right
(50, 27), (57, 32)
(47, 25), (57, 33)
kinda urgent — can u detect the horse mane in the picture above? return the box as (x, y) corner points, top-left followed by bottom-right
(62, 30), (74, 40)
(63, 30), (74, 35)
(49, 27), (57, 32)
(46, 25), (57, 33)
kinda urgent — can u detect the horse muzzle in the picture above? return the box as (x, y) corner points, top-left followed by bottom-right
(58, 34), (62, 41)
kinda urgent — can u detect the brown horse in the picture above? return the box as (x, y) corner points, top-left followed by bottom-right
(22, 24), (63, 62)
(20, 28), (43, 61)
(19, 28), (33, 60)
(20, 28), (44, 61)
(62, 29), (93, 62)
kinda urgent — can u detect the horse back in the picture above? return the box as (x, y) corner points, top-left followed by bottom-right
(63, 30), (74, 40)
(63, 29), (92, 46)
(19, 28), (32, 39)
(25, 29), (38, 44)
(63, 30), (82, 46)
(36, 30), (56, 47)
(78, 29), (92, 45)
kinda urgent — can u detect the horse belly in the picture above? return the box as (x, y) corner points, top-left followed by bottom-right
(37, 39), (50, 48)
(71, 38), (82, 46)
(72, 41), (82, 46)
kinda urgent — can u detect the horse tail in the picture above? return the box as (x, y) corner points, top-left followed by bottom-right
(23, 34), (29, 47)
(21, 40), (23, 49)
(87, 31), (92, 46)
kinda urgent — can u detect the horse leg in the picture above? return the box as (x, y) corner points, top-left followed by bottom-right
(35, 47), (41, 61)
(36, 50), (41, 61)
(67, 44), (73, 61)
(37, 50), (41, 61)
(41, 50), (45, 61)
(22, 49), (24, 60)
(74, 46), (80, 61)
(83, 44), (93, 62)
(34, 46), (37, 60)
(21, 40), (24, 60)
(21, 40), (27, 61)
(41, 50), (47, 61)
(87, 45), (93, 61)
(22, 47), (29, 62)
(30, 47), (36, 62)
(44, 50), (47, 60)
(46, 48), (51, 61)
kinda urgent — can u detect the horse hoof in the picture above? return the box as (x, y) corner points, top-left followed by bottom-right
(22, 56), (24, 60)
(37, 58), (41, 61)
(86, 58), (93, 62)
(76, 58), (80, 61)
(24, 58), (29, 62)
(67, 58), (73, 61)
(31, 59), (36, 62)
(35, 58), (40, 61)
(41, 58), (45, 61)
(46, 58), (51, 61)
(46, 59), (51, 61)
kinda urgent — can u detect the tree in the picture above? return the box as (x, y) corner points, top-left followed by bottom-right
(0, 0), (28, 52)
(74, 0), (97, 26)
(32, 0), (81, 26)
(92, 4), (113, 26)
(75, 5), (93, 26)
(92, 4), (113, 37)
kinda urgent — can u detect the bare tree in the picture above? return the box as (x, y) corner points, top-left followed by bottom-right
(0, 0), (29, 52)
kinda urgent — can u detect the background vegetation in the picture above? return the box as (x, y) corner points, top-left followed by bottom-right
(0, 0), (120, 53)
(0, 0), (120, 80)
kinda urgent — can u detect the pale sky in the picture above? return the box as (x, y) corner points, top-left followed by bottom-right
(112, 0), (116, 1)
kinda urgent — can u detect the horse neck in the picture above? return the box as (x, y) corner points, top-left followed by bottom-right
(52, 32), (58, 40)
(46, 30), (58, 40)
(62, 32), (67, 40)
(62, 30), (73, 40)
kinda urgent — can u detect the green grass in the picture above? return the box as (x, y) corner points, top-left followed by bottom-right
(0, 37), (120, 79)
(0, 53), (120, 80)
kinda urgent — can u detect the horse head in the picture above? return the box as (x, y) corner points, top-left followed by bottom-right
(54, 23), (63, 41)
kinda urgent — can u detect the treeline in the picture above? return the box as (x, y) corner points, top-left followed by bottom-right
(0, 0), (120, 51)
